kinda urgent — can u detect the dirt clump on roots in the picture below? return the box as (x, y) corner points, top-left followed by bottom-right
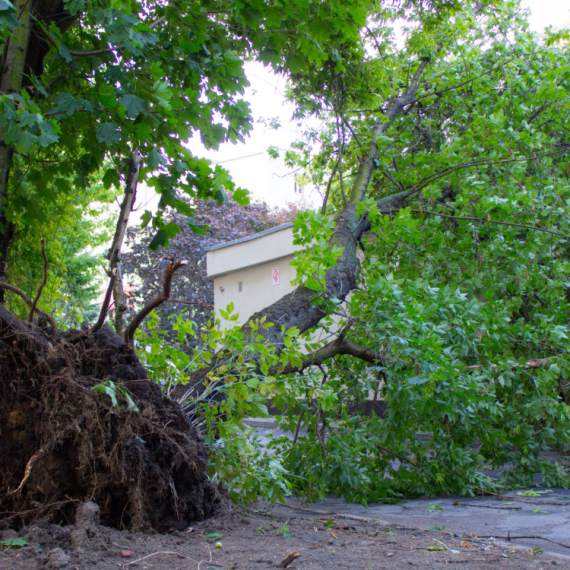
(0, 322), (223, 531)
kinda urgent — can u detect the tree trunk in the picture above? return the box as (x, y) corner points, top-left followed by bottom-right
(108, 151), (141, 335)
(0, 0), (32, 298)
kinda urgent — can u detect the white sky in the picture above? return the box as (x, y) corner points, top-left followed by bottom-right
(524, 0), (570, 31)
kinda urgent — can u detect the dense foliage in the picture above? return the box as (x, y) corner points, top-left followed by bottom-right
(275, 6), (570, 500)
(5, 177), (119, 324)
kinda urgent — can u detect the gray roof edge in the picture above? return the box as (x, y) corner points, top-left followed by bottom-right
(204, 222), (294, 252)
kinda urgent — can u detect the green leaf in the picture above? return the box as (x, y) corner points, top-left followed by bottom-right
(0, 0), (19, 29)
(120, 388), (140, 412)
(102, 168), (120, 189)
(149, 229), (167, 250)
(53, 93), (81, 115)
(91, 382), (118, 408)
(0, 538), (28, 548)
(140, 210), (152, 228)
(232, 188), (249, 205)
(408, 376), (428, 386)
(129, 27), (158, 47)
(96, 123), (121, 145)
(59, 44), (72, 63)
(147, 148), (165, 169)
(5, 127), (38, 153)
(120, 94), (147, 118)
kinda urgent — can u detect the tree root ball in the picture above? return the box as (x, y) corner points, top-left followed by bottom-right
(0, 324), (223, 530)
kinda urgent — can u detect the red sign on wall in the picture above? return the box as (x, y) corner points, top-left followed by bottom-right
(272, 267), (280, 285)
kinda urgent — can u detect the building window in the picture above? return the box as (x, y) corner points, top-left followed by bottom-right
(294, 181), (304, 194)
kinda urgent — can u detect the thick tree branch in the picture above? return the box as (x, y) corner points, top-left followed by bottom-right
(240, 65), (440, 350)
(124, 260), (186, 345)
(108, 151), (141, 335)
(269, 338), (384, 376)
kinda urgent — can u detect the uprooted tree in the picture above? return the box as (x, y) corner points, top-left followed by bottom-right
(0, 0), (389, 528)
(1, 0), (570, 529)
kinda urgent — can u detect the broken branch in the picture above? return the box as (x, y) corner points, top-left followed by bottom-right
(124, 260), (186, 345)
(0, 280), (56, 331)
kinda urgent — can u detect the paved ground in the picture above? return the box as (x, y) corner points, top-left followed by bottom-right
(285, 489), (570, 558)
(245, 418), (570, 559)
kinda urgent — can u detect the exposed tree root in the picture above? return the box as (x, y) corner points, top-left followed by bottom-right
(0, 319), (223, 531)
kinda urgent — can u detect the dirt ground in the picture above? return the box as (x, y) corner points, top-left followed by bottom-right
(0, 501), (569, 570)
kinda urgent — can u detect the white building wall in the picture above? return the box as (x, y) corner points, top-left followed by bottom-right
(207, 223), (299, 327)
(213, 151), (320, 209)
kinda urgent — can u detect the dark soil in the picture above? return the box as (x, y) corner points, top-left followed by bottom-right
(0, 322), (222, 530)
(0, 501), (568, 570)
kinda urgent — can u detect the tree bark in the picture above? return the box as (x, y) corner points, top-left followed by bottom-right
(108, 151), (141, 334)
(0, 0), (33, 295)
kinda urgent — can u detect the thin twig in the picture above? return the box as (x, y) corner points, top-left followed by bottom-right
(320, 161), (340, 215)
(410, 151), (566, 195)
(382, 170), (405, 192)
(0, 280), (56, 330)
(91, 274), (116, 334)
(293, 410), (306, 445)
(68, 45), (125, 57)
(476, 535), (570, 549)
(197, 546), (213, 570)
(29, 238), (48, 323)
(376, 444), (418, 468)
(121, 551), (199, 568)
(406, 209), (567, 238)
(454, 502), (521, 510)
(335, 86), (348, 207)
(166, 298), (213, 308)
(342, 116), (362, 148)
